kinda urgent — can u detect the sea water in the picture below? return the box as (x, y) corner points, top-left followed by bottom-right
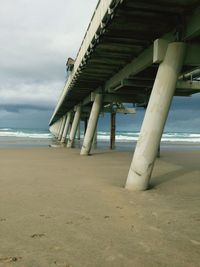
(0, 128), (52, 147)
(0, 128), (200, 149)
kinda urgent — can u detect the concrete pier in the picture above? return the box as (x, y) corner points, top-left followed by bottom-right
(49, 0), (200, 192)
(80, 94), (102, 155)
(61, 112), (72, 143)
(57, 119), (63, 139)
(125, 42), (186, 191)
(110, 111), (116, 150)
(58, 115), (67, 141)
(67, 106), (81, 148)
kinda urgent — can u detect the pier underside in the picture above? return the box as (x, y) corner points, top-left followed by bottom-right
(50, 0), (200, 191)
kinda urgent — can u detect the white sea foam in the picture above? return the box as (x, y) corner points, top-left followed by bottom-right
(97, 132), (200, 143)
(0, 130), (52, 139)
(1, 128), (12, 131)
(189, 134), (200, 137)
(0, 129), (199, 143)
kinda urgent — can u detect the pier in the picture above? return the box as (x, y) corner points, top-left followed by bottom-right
(49, 0), (200, 191)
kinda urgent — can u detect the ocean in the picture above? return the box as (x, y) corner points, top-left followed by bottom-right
(0, 128), (200, 150)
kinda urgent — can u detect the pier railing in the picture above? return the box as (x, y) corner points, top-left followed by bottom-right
(50, 0), (114, 123)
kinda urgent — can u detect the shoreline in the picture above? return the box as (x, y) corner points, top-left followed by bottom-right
(0, 136), (200, 150)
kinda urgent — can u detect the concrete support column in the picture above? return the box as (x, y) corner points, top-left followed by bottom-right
(67, 105), (82, 148)
(58, 116), (67, 141)
(110, 111), (116, 150)
(80, 93), (102, 155)
(55, 120), (61, 139)
(92, 128), (97, 148)
(84, 118), (88, 135)
(77, 122), (81, 140)
(57, 119), (63, 139)
(56, 123), (60, 138)
(125, 42), (186, 191)
(61, 112), (72, 143)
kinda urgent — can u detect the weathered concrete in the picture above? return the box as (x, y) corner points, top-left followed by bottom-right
(92, 128), (97, 149)
(58, 116), (67, 141)
(81, 94), (102, 155)
(110, 111), (116, 150)
(67, 106), (81, 148)
(56, 119), (63, 139)
(125, 42), (186, 191)
(61, 112), (72, 143)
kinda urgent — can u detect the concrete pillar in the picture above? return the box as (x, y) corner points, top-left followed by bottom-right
(157, 144), (161, 158)
(58, 116), (67, 141)
(125, 42), (186, 191)
(77, 122), (81, 140)
(67, 105), (82, 148)
(92, 128), (97, 148)
(61, 112), (72, 143)
(84, 118), (88, 135)
(56, 119), (63, 139)
(54, 122), (59, 138)
(56, 122), (60, 138)
(80, 94), (102, 155)
(110, 111), (116, 150)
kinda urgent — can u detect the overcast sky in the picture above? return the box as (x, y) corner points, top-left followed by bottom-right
(0, 0), (97, 129)
(0, 0), (199, 131)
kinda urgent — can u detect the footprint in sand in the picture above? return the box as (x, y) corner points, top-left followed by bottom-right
(116, 206), (123, 209)
(31, 233), (46, 238)
(66, 221), (73, 225)
(0, 257), (22, 263)
(0, 218), (6, 222)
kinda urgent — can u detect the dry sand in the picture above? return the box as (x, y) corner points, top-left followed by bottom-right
(0, 147), (199, 267)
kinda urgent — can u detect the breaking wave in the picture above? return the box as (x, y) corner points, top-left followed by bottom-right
(0, 128), (52, 139)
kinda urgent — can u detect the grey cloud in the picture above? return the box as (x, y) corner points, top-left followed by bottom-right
(0, 81), (63, 108)
(0, 0), (97, 128)
(0, 105), (53, 113)
(0, 0), (98, 82)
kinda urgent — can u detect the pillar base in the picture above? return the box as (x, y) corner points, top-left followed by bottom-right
(80, 146), (89, 155)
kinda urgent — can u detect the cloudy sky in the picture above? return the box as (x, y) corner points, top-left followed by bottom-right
(0, 0), (199, 131)
(0, 0), (97, 129)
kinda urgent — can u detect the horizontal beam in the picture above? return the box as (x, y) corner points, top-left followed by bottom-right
(176, 81), (200, 92)
(104, 94), (145, 103)
(184, 44), (200, 66)
(183, 7), (200, 40)
(82, 92), (146, 106)
(115, 108), (136, 114)
(106, 45), (153, 92)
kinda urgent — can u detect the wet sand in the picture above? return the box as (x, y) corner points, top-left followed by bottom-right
(0, 147), (200, 266)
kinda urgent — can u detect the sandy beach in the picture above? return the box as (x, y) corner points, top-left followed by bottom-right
(0, 147), (200, 266)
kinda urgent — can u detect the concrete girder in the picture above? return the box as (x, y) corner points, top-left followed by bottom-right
(106, 45), (153, 92)
(82, 92), (146, 106)
(183, 7), (200, 41)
